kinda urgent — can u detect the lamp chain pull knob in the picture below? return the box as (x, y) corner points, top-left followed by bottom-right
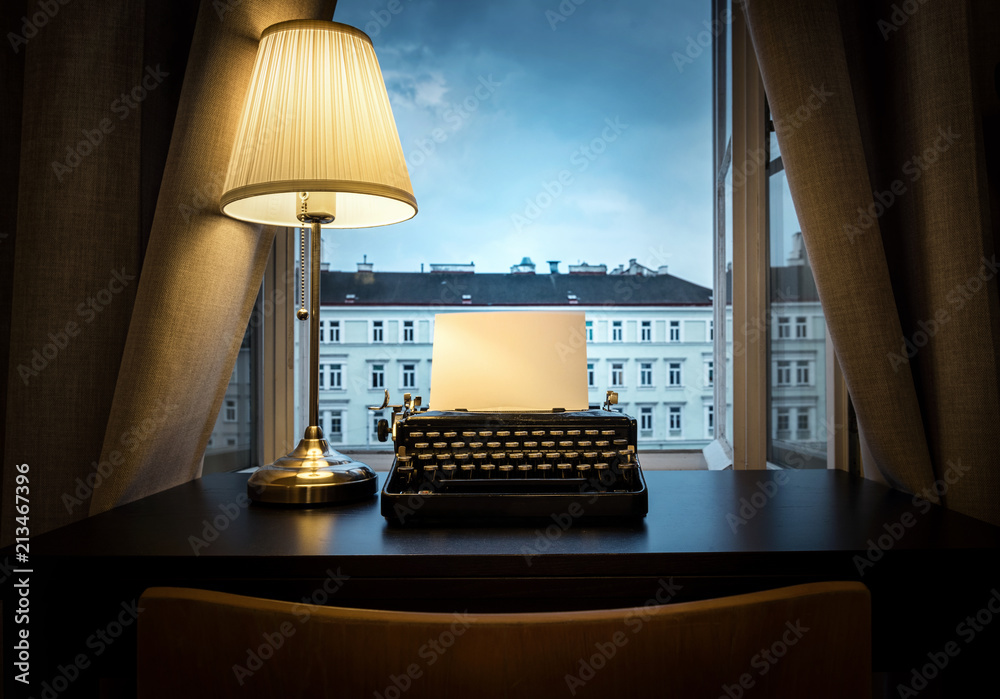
(296, 225), (309, 321)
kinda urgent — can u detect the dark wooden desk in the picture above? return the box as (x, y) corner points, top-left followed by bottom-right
(5, 469), (999, 698)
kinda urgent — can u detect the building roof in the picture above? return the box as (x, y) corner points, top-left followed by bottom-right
(321, 270), (714, 306)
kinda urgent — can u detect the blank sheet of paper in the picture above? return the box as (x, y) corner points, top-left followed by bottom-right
(429, 311), (588, 412)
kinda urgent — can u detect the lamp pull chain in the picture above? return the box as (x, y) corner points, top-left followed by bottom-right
(296, 226), (309, 321)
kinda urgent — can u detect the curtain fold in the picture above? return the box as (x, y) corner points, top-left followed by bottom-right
(88, 0), (338, 514)
(743, 0), (1000, 525)
(2, 0), (145, 545)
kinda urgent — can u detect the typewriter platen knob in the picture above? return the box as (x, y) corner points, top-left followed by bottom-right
(377, 419), (390, 442)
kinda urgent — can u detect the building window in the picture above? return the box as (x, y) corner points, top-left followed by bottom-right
(639, 362), (653, 387)
(640, 320), (652, 342)
(776, 361), (791, 386)
(776, 408), (791, 438)
(329, 320), (341, 343)
(797, 409), (810, 439)
(226, 438), (236, 446)
(640, 406), (653, 437)
(224, 399), (236, 422)
(403, 320), (415, 343)
(319, 320), (327, 343)
(586, 320), (593, 342)
(668, 406), (682, 437)
(795, 316), (808, 339)
(611, 321), (623, 342)
(610, 362), (624, 387)
(402, 363), (416, 388)
(319, 364), (326, 389)
(706, 404), (714, 439)
(709, 319), (714, 341)
(372, 321), (384, 343)
(587, 362), (595, 388)
(327, 411), (343, 443)
(777, 316), (790, 339)
(668, 361), (682, 387)
(796, 360), (810, 385)
(705, 360), (714, 387)
(371, 364), (385, 389)
(330, 364), (342, 389)
(669, 320), (680, 342)
(371, 411), (383, 442)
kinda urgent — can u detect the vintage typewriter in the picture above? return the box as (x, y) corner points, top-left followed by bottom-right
(373, 390), (647, 524)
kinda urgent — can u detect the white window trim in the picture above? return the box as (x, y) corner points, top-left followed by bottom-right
(668, 320), (682, 343)
(401, 320), (415, 344)
(611, 320), (624, 343)
(637, 360), (655, 389)
(609, 360), (626, 388)
(639, 319), (653, 343)
(667, 359), (684, 388)
(370, 319), (385, 344)
(400, 361), (418, 390)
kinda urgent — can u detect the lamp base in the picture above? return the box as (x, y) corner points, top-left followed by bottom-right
(247, 428), (377, 506)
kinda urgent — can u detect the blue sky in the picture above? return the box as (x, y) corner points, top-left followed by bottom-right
(326, 0), (716, 287)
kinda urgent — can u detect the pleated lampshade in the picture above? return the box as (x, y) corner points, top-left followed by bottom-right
(220, 20), (417, 228)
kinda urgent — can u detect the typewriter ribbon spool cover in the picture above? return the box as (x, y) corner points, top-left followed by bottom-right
(430, 311), (589, 411)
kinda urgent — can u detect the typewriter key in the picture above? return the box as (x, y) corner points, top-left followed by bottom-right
(601, 429), (615, 436)
(451, 441), (466, 449)
(546, 452), (560, 461)
(472, 452), (488, 461)
(523, 441), (538, 448)
(496, 430), (511, 437)
(437, 453), (452, 462)
(613, 438), (628, 446)
(585, 429), (599, 436)
(584, 451), (598, 460)
(564, 451), (579, 460)
(558, 440), (574, 447)
(469, 441), (484, 449)
(414, 442), (430, 449)
(486, 441), (501, 449)
(527, 452), (543, 460)
(478, 430), (493, 437)
(517, 464), (533, 477)
(504, 441), (519, 448)
(576, 464), (592, 476)
(426, 432), (441, 438)
(444, 431), (457, 438)
(567, 429), (581, 436)
(556, 463), (573, 477)
(595, 440), (610, 447)
(499, 464), (514, 477)
(541, 441), (556, 448)
(514, 430), (528, 436)
(577, 440), (592, 447)
(432, 442), (447, 449)
(481, 463), (496, 478)
(410, 431), (424, 438)
(462, 431), (477, 438)
(537, 463), (552, 477)
(550, 430), (564, 436)
(460, 463), (476, 477)
(531, 430), (546, 436)
(441, 464), (457, 479)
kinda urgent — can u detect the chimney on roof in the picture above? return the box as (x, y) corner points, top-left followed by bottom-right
(510, 256), (536, 274)
(547, 260), (560, 274)
(357, 254), (373, 273)
(657, 265), (669, 275)
(787, 231), (807, 266)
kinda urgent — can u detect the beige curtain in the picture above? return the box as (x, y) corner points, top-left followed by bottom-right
(1, 0), (336, 544)
(743, 0), (1000, 525)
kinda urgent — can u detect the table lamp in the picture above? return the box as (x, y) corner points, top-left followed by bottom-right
(220, 20), (417, 505)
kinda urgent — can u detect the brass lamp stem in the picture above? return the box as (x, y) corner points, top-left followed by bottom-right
(308, 219), (321, 430)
